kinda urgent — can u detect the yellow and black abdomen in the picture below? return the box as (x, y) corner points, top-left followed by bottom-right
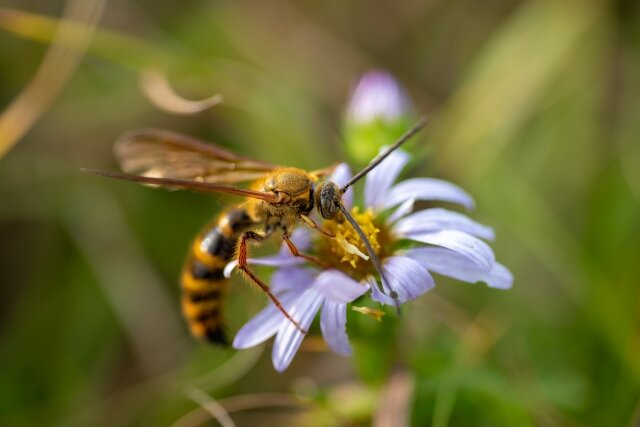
(181, 208), (255, 344)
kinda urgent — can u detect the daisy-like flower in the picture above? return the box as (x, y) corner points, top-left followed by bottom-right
(229, 153), (512, 372)
(228, 70), (511, 372)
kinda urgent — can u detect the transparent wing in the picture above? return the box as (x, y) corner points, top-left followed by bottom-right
(114, 129), (279, 184)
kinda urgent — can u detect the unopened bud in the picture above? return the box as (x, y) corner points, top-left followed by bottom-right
(344, 70), (413, 164)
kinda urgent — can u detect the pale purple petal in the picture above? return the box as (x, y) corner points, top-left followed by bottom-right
(281, 228), (313, 253)
(387, 197), (415, 224)
(272, 227), (313, 259)
(232, 305), (282, 349)
(223, 260), (238, 278)
(320, 301), (352, 356)
(403, 230), (495, 273)
(382, 256), (435, 304)
(329, 163), (352, 187)
(487, 263), (513, 289)
(312, 269), (368, 303)
(404, 247), (512, 289)
(393, 208), (495, 240)
(272, 289), (323, 372)
(329, 163), (353, 208)
(383, 178), (475, 210)
(346, 70), (410, 124)
(245, 228), (313, 268)
(367, 276), (396, 305)
(223, 253), (305, 278)
(271, 266), (318, 294)
(404, 247), (485, 282)
(223, 258), (302, 279)
(221, 255), (303, 277)
(365, 150), (410, 208)
(245, 255), (305, 267)
(232, 290), (303, 349)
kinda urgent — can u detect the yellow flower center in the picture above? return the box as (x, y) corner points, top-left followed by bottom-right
(318, 207), (389, 280)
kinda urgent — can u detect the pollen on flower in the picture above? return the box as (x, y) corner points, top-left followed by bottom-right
(319, 207), (388, 277)
(335, 234), (369, 264)
(352, 305), (386, 321)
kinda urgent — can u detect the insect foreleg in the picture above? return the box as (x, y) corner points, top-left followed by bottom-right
(300, 214), (335, 238)
(237, 231), (307, 334)
(283, 231), (329, 269)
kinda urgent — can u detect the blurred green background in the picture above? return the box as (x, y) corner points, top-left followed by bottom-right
(1, 0), (639, 426)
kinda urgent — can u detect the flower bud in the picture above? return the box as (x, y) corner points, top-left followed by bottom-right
(344, 70), (413, 164)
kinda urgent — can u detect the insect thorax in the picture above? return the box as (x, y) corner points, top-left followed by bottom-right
(254, 168), (315, 229)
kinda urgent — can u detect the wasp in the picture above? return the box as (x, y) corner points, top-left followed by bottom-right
(84, 118), (427, 344)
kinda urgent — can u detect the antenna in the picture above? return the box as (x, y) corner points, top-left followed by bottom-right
(341, 116), (428, 193)
(335, 118), (428, 308)
(338, 204), (400, 309)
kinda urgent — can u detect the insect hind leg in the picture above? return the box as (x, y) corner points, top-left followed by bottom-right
(237, 231), (308, 334)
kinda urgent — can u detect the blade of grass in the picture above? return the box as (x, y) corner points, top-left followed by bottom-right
(0, 7), (169, 70)
(428, 0), (607, 178)
(0, 0), (105, 158)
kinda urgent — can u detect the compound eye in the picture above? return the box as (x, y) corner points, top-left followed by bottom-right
(316, 181), (342, 220)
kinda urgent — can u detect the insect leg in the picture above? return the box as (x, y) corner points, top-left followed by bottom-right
(237, 231), (307, 334)
(282, 231), (329, 269)
(300, 214), (335, 238)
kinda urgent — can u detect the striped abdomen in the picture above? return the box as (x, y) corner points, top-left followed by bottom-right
(181, 208), (255, 344)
